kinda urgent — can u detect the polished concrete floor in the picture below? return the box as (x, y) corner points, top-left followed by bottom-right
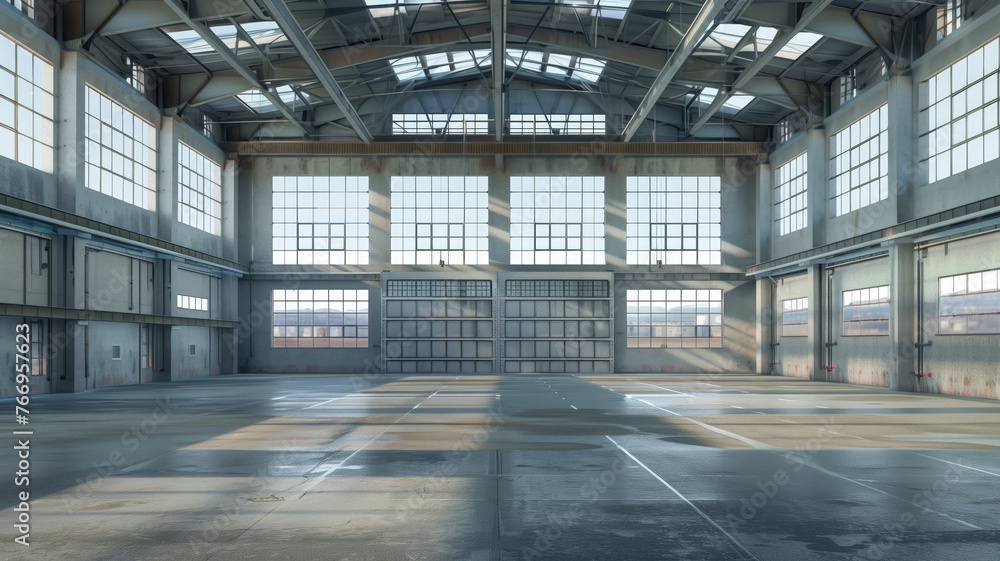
(2, 373), (1000, 560)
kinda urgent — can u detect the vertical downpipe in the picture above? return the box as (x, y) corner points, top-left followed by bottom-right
(916, 251), (925, 390)
(826, 268), (835, 381)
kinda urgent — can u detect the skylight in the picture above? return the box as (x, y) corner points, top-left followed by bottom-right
(695, 87), (754, 113)
(364, 0), (464, 19)
(703, 24), (822, 60)
(390, 50), (491, 81)
(167, 22), (285, 55)
(235, 85), (302, 114)
(562, 0), (632, 19)
(506, 50), (605, 83)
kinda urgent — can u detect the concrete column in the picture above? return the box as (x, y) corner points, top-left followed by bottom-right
(806, 128), (828, 249)
(889, 241), (916, 391)
(887, 74), (915, 223)
(808, 265), (824, 381)
(221, 160), (238, 263)
(756, 163), (772, 264)
(755, 277), (774, 375)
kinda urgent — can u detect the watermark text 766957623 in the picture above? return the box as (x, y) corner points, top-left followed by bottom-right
(13, 322), (33, 547)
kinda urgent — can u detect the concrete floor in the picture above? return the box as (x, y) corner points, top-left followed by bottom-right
(2, 373), (1000, 561)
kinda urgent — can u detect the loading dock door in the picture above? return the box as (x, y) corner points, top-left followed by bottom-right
(502, 277), (613, 373)
(383, 277), (497, 373)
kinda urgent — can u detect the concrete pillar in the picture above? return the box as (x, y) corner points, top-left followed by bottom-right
(755, 277), (774, 375)
(887, 73), (915, 223)
(756, 163), (772, 264)
(889, 241), (916, 391)
(806, 128), (828, 249)
(222, 160), (238, 263)
(808, 265), (824, 381)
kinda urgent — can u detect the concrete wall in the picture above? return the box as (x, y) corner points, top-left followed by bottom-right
(918, 231), (1000, 400)
(828, 257), (892, 387)
(614, 278), (756, 373)
(238, 153), (757, 374)
(85, 321), (141, 389)
(0, 14), (239, 398)
(774, 274), (812, 379)
(754, 4), (1000, 399)
(238, 278), (381, 374)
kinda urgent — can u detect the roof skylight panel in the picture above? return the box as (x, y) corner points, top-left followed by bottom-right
(235, 85), (300, 114)
(167, 22), (285, 55)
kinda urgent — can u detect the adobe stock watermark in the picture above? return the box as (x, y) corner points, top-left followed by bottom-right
(59, 397), (175, 509)
(392, 403), (507, 523)
(519, 454), (630, 561)
(850, 464), (971, 561)
(725, 416), (839, 530)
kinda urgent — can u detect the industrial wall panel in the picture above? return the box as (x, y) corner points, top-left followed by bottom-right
(0, 228), (27, 304)
(501, 275), (614, 374)
(382, 275), (497, 373)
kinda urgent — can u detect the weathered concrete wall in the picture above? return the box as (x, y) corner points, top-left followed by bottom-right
(918, 231), (1000, 400)
(828, 257), (892, 387)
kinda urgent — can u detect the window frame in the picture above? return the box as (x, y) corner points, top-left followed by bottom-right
(626, 288), (724, 348)
(938, 269), (1000, 335)
(271, 289), (370, 348)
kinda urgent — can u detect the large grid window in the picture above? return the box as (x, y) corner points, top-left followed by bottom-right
(509, 114), (606, 135)
(919, 37), (999, 184)
(626, 289), (723, 348)
(506, 280), (609, 298)
(7, 0), (34, 18)
(272, 176), (370, 265)
(830, 104), (888, 216)
(0, 33), (54, 173)
(386, 280), (492, 298)
(939, 269), (1000, 334)
(626, 176), (721, 265)
(390, 176), (488, 265)
(29, 319), (43, 376)
(782, 297), (809, 337)
(839, 68), (857, 105)
(842, 286), (889, 336)
(178, 142), (222, 235)
(84, 85), (157, 210)
(937, 0), (962, 41)
(176, 294), (208, 312)
(392, 113), (488, 135)
(775, 153), (808, 236)
(776, 118), (793, 145)
(272, 289), (369, 348)
(126, 56), (146, 94)
(511, 176), (605, 265)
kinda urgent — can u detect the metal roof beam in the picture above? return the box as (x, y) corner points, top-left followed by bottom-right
(621, 0), (727, 141)
(160, 0), (312, 136)
(688, 0), (835, 136)
(491, 0), (506, 141)
(258, 0), (373, 142)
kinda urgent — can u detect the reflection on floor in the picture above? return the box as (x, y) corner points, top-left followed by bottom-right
(2, 373), (999, 560)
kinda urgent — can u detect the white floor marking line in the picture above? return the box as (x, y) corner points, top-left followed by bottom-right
(570, 405), (578, 410)
(815, 405), (829, 408)
(777, 398), (796, 403)
(303, 397), (343, 410)
(631, 398), (780, 450)
(606, 436), (761, 561)
(636, 381), (700, 398)
(271, 395), (291, 400)
(296, 388), (444, 496)
(784, 453), (983, 530)
(913, 453), (1000, 478)
(603, 381), (981, 529)
(730, 405), (745, 409)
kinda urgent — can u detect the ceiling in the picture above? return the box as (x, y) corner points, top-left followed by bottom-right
(67, 0), (943, 142)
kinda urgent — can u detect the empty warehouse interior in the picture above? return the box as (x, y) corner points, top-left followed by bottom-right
(1, 0), (1000, 559)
